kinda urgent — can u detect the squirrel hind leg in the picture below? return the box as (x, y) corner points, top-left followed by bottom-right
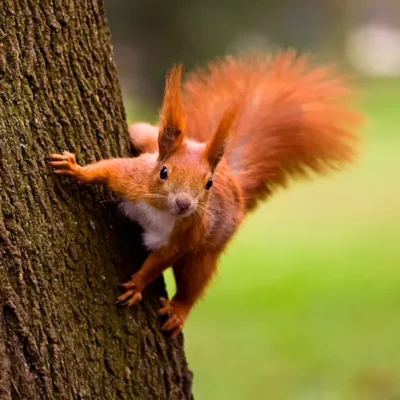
(128, 122), (159, 154)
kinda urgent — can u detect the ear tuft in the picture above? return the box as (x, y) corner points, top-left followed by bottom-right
(159, 64), (187, 159)
(205, 100), (242, 171)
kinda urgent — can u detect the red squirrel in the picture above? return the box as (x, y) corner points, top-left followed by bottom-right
(49, 51), (361, 337)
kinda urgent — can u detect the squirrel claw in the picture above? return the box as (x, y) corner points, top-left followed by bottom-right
(161, 315), (181, 331)
(116, 278), (142, 307)
(158, 297), (172, 316)
(158, 298), (187, 338)
(126, 292), (142, 307)
(48, 152), (80, 177)
(116, 290), (142, 307)
(162, 316), (183, 339)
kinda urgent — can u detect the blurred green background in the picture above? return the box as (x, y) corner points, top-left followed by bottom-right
(105, 1), (400, 399)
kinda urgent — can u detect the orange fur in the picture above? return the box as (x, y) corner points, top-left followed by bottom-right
(205, 98), (242, 171)
(50, 51), (361, 338)
(158, 64), (187, 159)
(129, 123), (158, 153)
(183, 51), (361, 210)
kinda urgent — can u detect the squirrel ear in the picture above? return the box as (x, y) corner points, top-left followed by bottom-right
(158, 64), (187, 160)
(205, 101), (241, 171)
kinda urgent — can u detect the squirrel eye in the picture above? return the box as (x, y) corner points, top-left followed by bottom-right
(160, 166), (168, 180)
(205, 177), (213, 190)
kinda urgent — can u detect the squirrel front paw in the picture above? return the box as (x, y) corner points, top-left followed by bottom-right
(48, 151), (81, 178)
(116, 277), (143, 307)
(158, 298), (188, 338)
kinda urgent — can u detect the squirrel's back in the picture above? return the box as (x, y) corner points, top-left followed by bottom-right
(183, 51), (362, 212)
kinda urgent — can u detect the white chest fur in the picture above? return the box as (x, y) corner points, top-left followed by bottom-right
(119, 201), (176, 251)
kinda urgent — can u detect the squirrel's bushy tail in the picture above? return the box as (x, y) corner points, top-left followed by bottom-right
(183, 51), (362, 212)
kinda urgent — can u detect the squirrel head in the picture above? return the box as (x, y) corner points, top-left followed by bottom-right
(147, 64), (239, 218)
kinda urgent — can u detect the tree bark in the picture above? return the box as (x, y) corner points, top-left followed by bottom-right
(0, 1), (193, 399)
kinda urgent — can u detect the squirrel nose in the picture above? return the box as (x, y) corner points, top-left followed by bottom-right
(175, 197), (191, 210)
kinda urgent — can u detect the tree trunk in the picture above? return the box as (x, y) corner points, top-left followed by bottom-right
(0, 1), (193, 399)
